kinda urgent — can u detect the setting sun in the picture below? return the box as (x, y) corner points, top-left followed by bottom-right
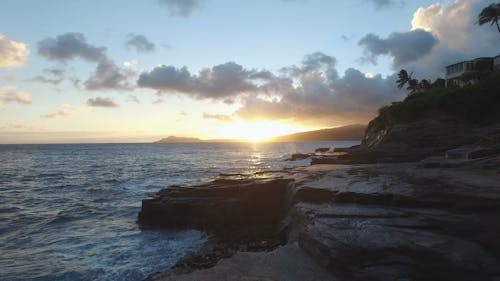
(215, 119), (303, 142)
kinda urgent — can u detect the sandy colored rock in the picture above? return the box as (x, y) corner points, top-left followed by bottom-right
(155, 243), (336, 281)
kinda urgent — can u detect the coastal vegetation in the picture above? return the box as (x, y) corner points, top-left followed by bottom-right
(371, 72), (500, 131)
(396, 69), (444, 95)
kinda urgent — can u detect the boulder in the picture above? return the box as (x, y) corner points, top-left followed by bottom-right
(287, 153), (312, 161)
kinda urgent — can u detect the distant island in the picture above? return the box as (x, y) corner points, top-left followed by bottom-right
(154, 124), (367, 143)
(154, 136), (202, 143)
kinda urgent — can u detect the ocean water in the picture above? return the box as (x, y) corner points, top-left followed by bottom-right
(0, 141), (359, 281)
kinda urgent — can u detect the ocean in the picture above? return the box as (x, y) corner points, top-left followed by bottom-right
(0, 141), (359, 281)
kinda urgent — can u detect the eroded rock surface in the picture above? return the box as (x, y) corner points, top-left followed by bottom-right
(140, 159), (500, 281)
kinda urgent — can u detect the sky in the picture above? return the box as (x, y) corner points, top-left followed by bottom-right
(0, 0), (499, 143)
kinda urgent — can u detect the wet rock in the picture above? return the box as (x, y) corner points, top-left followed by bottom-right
(138, 177), (294, 240)
(287, 153), (312, 161)
(314, 148), (330, 153)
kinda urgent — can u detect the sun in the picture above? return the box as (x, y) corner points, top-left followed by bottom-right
(215, 119), (301, 142)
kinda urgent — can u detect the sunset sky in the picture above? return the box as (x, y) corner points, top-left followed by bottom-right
(1, 0), (499, 143)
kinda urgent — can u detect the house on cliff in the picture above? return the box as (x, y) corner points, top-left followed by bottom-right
(445, 55), (500, 87)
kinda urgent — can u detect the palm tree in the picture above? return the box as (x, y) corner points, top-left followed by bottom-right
(478, 3), (500, 34)
(407, 79), (419, 95)
(396, 69), (411, 90)
(419, 79), (432, 91)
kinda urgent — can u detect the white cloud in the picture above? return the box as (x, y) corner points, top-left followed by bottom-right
(0, 34), (29, 68)
(407, 0), (500, 77)
(42, 104), (91, 119)
(0, 86), (31, 109)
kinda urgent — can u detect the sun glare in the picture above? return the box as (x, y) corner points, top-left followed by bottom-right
(216, 119), (301, 142)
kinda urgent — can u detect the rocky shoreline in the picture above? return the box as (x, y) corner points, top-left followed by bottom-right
(138, 147), (500, 280)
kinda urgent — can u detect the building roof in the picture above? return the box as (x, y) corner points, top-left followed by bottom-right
(445, 56), (497, 68)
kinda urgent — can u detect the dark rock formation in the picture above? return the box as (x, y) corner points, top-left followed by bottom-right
(288, 163), (500, 281)
(314, 147), (330, 153)
(138, 177), (294, 241)
(312, 118), (500, 164)
(287, 153), (312, 161)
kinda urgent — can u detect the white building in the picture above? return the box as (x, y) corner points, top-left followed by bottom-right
(445, 55), (499, 87)
(494, 55), (500, 71)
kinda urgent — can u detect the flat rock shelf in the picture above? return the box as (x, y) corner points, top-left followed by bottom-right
(138, 160), (500, 281)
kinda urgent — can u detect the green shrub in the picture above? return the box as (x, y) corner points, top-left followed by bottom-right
(373, 73), (500, 126)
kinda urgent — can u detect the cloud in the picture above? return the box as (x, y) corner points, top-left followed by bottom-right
(29, 68), (65, 85)
(38, 32), (106, 62)
(137, 62), (270, 99)
(235, 65), (403, 126)
(140, 52), (404, 126)
(407, 0), (500, 77)
(127, 95), (140, 103)
(359, 29), (438, 68)
(42, 104), (90, 119)
(126, 34), (155, 53)
(203, 113), (233, 122)
(158, 0), (200, 17)
(365, 0), (404, 9)
(0, 33), (29, 68)
(0, 123), (45, 131)
(0, 86), (31, 109)
(86, 97), (119, 108)
(84, 59), (135, 91)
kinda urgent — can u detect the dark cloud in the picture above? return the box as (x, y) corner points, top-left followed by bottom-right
(243, 52), (403, 125)
(365, 0), (403, 9)
(236, 67), (403, 126)
(126, 34), (155, 53)
(30, 75), (63, 85)
(38, 33), (106, 62)
(84, 59), (135, 91)
(137, 62), (271, 99)
(139, 52), (404, 125)
(202, 113), (233, 122)
(29, 68), (65, 85)
(358, 29), (438, 68)
(158, 0), (200, 17)
(86, 97), (119, 108)
(281, 52), (337, 80)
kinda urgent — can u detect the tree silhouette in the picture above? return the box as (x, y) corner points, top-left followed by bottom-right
(419, 79), (432, 91)
(407, 79), (419, 95)
(396, 69), (411, 90)
(478, 3), (500, 34)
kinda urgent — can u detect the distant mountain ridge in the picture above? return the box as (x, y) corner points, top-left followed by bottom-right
(155, 124), (367, 143)
(154, 136), (201, 143)
(267, 124), (367, 142)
